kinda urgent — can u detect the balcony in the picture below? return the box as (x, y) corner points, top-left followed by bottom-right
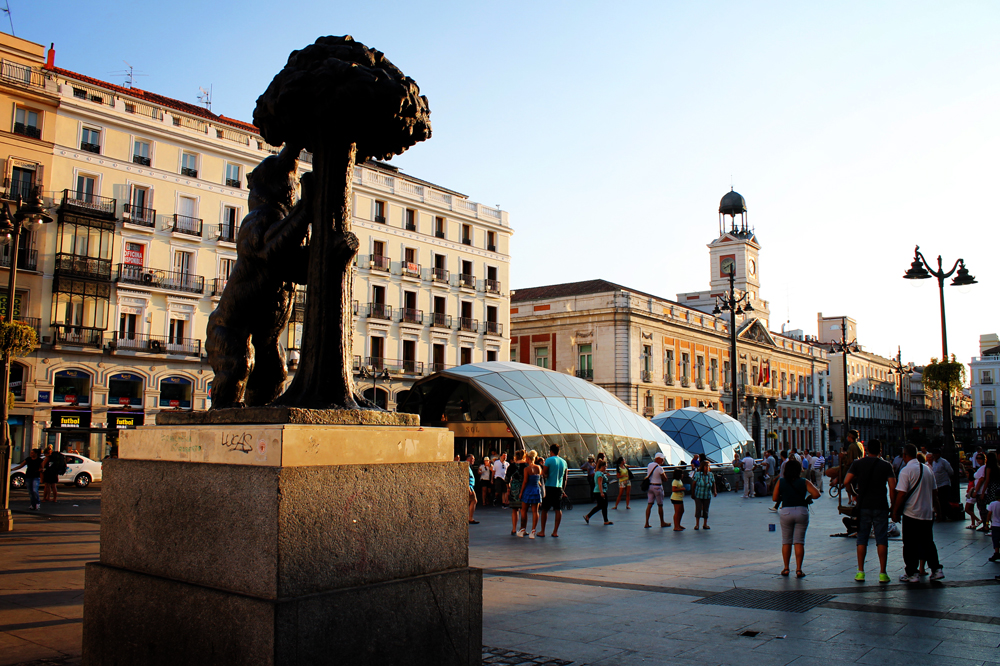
(710, 380), (719, 391)
(1, 61), (45, 89)
(431, 362), (449, 373)
(80, 142), (100, 154)
(576, 368), (594, 381)
(643, 407), (655, 417)
(181, 167), (198, 178)
(641, 370), (652, 383)
(367, 302), (392, 321)
(696, 378), (705, 390)
(132, 154), (151, 167)
(430, 312), (452, 329)
(217, 224), (238, 243)
(55, 253), (112, 280)
(111, 331), (201, 356)
(212, 277), (227, 296)
(12, 122), (40, 139)
(405, 221), (416, 231)
(0, 249), (38, 271)
(664, 374), (675, 386)
(485, 279), (501, 294)
(369, 254), (390, 272)
(401, 262), (421, 278)
(459, 273), (476, 289)
(116, 264), (205, 294)
(123, 203), (156, 227)
(52, 324), (103, 348)
(484, 320), (503, 336)
(680, 376), (690, 388)
(458, 317), (478, 332)
(462, 238), (472, 246)
(434, 231), (445, 239)
(983, 399), (996, 407)
(364, 357), (424, 376)
(374, 215), (386, 224)
(398, 308), (422, 324)
(983, 377), (994, 385)
(432, 267), (449, 284)
(225, 178), (241, 188)
(172, 214), (203, 237)
(61, 189), (117, 219)
(487, 244), (497, 252)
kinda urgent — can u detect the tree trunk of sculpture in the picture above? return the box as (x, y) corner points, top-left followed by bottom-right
(275, 139), (359, 408)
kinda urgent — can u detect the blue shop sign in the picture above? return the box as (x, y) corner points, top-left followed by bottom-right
(7, 415), (24, 425)
(37, 391), (50, 403)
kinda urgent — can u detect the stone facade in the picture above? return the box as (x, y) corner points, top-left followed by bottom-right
(970, 334), (1000, 428)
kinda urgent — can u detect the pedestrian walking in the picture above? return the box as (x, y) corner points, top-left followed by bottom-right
(975, 452), (999, 535)
(842, 439), (896, 584)
(986, 497), (1000, 563)
(517, 450), (543, 538)
(811, 452), (825, 492)
(11, 448), (42, 510)
(764, 451), (778, 493)
(41, 447), (64, 504)
(538, 444), (568, 537)
(508, 451), (525, 534)
(467, 454), (479, 525)
(972, 451), (990, 532)
(670, 468), (686, 531)
(773, 458), (821, 577)
(892, 444), (944, 582)
(585, 459), (613, 525)
(478, 456), (493, 507)
(493, 452), (509, 508)
(644, 452), (670, 529)
(692, 459), (716, 530)
(927, 450), (953, 516)
(742, 452), (756, 498)
(614, 456), (632, 510)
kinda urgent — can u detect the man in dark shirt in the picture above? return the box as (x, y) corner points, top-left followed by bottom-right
(844, 438), (896, 583)
(12, 448), (42, 510)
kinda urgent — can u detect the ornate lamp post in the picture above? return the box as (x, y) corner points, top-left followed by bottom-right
(828, 318), (859, 443)
(886, 346), (911, 451)
(0, 192), (53, 532)
(712, 265), (753, 421)
(902, 245), (976, 453)
(359, 365), (390, 410)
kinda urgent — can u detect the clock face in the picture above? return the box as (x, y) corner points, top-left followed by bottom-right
(749, 259), (756, 276)
(720, 256), (736, 276)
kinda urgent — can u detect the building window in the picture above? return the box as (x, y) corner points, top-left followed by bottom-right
(7, 164), (36, 201)
(487, 230), (497, 252)
(578, 344), (592, 377)
(181, 152), (198, 178)
(740, 364), (747, 386)
(696, 355), (704, 381)
(984, 371), (993, 385)
(710, 358), (718, 383)
(681, 353), (690, 380)
(486, 350), (497, 362)
(986, 411), (995, 425)
(461, 224), (472, 245)
(168, 318), (186, 344)
(128, 185), (151, 221)
(683, 399), (690, 408)
(374, 200), (386, 223)
(460, 347), (472, 365)
(405, 208), (416, 231)
(642, 345), (653, 373)
(664, 349), (674, 382)
(225, 163), (242, 188)
(80, 127), (101, 153)
(133, 139), (151, 166)
(13, 107), (40, 139)
(119, 312), (138, 339)
(123, 242), (144, 267)
(221, 206), (239, 242)
(510, 347), (517, 362)
(435, 216), (445, 238)
(534, 346), (549, 369)
(666, 397), (674, 410)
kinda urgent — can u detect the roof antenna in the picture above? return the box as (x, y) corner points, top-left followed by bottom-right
(198, 85), (212, 111)
(2, 1), (14, 36)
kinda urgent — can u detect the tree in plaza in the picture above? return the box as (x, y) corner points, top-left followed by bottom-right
(922, 354), (966, 394)
(253, 36), (431, 409)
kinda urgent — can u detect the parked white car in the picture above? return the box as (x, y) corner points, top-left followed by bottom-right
(9, 453), (103, 489)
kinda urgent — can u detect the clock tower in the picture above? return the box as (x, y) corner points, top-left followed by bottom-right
(677, 188), (770, 328)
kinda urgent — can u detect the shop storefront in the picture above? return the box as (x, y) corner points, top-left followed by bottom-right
(8, 415), (29, 462)
(106, 410), (144, 451)
(108, 372), (144, 408)
(159, 376), (193, 410)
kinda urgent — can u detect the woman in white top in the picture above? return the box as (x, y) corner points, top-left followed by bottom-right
(479, 457), (493, 506)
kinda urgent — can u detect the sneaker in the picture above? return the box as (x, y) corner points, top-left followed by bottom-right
(878, 573), (891, 584)
(768, 507), (778, 512)
(528, 530), (536, 539)
(516, 528), (525, 537)
(900, 573), (920, 583)
(929, 569), (945, 581)
(854, 571), (865, 582)
(988, 554), (1000, 562)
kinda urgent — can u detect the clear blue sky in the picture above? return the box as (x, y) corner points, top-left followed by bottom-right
(15, 1), (998, 370)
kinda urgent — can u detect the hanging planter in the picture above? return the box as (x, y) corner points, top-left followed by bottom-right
(0, 321), (36, 359)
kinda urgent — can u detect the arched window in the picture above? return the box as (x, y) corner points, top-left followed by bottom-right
(362, 387), (388, 410)
(53, 369), (92, 405)
(159, 376), (193, 409)
(108, 373), (144, 407)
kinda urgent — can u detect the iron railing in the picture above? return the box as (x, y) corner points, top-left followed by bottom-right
(374, 215), (386, 223)
(434, 231), (445, 239)
(18, 317), (40, 339)
(212, 277), (227, 296)
(52, 324), (103, 348)
(61, 189), (117, 217)
(218, 223), (238, 243)
(225, 178), (241, 188)
(664, 374), (675, 386)
(1, 60), (44, 88)
(696, 378), (705, 389)
(181, 166), (198, 178)
(459, 317), (478, 332)
(132, 155), (151, 166)
(576, 368), (594, 380)
(399, 308), (422, 324)
(459, 273), (476, 289)
(80, 142), (100, 154)
(401, 262), (421, 278)
(641, 370), (652, 383)
(485, 279), (501, 294)
(0, 249), (37, 271)
(116, 264), (205, 294)
(172, 214), (203, 236)
(123, 203), (155, 227)
(2, 178), (36, 202)
(112, 331), (201, 356)
(680, 376), (690, 388)
(369, 254), (390, 272)
(363, 357), (424, 375)
(405, 221), (416, 231)
(484, 321), (503, 335)
(54, 253), (112, 280)
(462, 237), (472, 246)
(12, 122), (40, 139)
(487, 244), (497, 252)
(430, 312), (452, 329)
(432, 267), (449, 283)
(367, 302), (392, 320)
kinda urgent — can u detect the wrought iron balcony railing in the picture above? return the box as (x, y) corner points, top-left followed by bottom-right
(172, 214), (203, 237)
(399, 308), (422, 324)
(485, 279), (501, 294)
(459, 273), (476, 289)
(432, 267), (449, 283)
(459, 317), (478, 332)
(116, 264), (205, 294)
(362, 357), (424, 375)
(180, 167), (198, 178)
(576, 368), (594, 381)
(405, 221), (416, 231)
(484, 321), (503, 335)
(61, 189), (116, 217)
(212, 277), (227, 296)
(12, 122), (40, 139)
(0, 249), (38, 271)
(52, 324), (103, 348)
(225, 178), (241, 188)
(80, 141), (100, 154)
(487, 244), (497, 252)
(218, 224), (238, 243)
(55, 253), (111, 280)
(430, 312), (452, 329)
(123, 203), (155, 227)
(434, 231), (445, 239)
(367, 302), (392, 320)
(112, 331), (201, 356)
(369, 254), (390, 272)
(401, 262), (421, 278)
(374, 215), (386, 223)
(132, 155), (151, 166)
(2, 178), (36, 202)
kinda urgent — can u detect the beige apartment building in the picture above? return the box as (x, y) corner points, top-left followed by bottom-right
(0, 34), (510, 462)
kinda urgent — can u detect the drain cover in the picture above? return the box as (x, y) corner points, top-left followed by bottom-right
(695, 588), (834, 613)
(740, 630), (761, 637)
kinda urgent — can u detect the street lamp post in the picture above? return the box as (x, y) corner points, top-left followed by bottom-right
(887, 346), (911, 452)
(0, 192), (54, 532)
(359, 365), (390, 409)
(712, 266), (753, 422)
(828, 318), (859, 445)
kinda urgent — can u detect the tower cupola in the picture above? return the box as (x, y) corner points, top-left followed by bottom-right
(719, 188), (749, 237)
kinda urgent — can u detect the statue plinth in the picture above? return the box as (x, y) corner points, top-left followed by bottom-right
(81, 420), (480, 666)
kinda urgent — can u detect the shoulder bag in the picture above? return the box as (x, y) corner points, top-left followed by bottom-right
(641, 464), (659, 492)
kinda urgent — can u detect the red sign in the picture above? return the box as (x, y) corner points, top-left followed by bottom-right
(124, 242), (144, 266)
(169, 399), (180, 407)
(117, 397), (131, 405)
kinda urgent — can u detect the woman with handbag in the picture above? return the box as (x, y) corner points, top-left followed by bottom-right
(614, 457), (632, 510)
(772, 458), (821, 577)
(517, 450), (543, 538)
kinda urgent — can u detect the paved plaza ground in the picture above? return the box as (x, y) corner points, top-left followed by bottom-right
(1, 485), (998, 665)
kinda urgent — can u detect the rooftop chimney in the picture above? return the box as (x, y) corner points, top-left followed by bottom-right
(45, 43), (55, 69)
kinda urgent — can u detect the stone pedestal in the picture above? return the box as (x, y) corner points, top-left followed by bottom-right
(82, 419), (480, 666)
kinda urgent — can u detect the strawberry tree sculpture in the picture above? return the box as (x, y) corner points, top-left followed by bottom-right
(254, 36), (431, 409)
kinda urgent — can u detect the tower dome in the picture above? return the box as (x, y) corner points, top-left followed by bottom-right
(718, 187), (748, 236)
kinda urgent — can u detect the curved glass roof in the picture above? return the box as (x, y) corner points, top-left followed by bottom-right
(436, 362), (691, 466)
(649, 407), (754, 463)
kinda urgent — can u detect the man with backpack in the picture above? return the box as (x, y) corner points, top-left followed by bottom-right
(843, 439), (896, 584)
(892, 444), (943, 582)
